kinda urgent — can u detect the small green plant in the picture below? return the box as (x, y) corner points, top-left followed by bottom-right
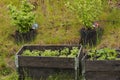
(66, 0), (103, 29)
(88, 48), (119, 60)
(41, 50), (59, 56)
(5, 72), (18, 80)
(0, 67), (12, 76)
(24, 77), (32, 80)
(22, 47), (79, 57)
(47, 72), (73, 80)
(22, 50), (41, 56)
(8, 0), (35, 33)
(60, 47), (69, 56)
(68, 47), (79, 57)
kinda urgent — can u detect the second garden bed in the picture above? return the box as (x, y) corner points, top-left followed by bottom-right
(81, 48), (120, 80)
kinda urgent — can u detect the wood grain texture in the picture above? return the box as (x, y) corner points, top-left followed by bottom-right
(19, 56), (75, 68)
(85, 71), (120, 80)
(19, 67), (75, 80)
(85, 60), (120, 71)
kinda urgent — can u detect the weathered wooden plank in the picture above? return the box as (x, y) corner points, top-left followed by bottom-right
(18, 56), (75, 68)
(85, 60), (120, 71)
(84, 71), (120, 80)
(19, 67), (75, 80)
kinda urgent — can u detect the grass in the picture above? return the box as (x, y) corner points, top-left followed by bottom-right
(0, 0), (120, 79)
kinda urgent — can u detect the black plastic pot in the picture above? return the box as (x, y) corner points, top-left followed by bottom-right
(12, 29), (37, 43)
(80, 27), (103, 46)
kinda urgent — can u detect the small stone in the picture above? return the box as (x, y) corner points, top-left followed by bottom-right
(32, 23), (39, 29)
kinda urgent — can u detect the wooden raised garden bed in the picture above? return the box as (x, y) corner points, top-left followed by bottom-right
(81, 49), (120, 80)
(15, 44), (83, 80)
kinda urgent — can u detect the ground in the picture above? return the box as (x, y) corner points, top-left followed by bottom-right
(0, 0), (120, 79)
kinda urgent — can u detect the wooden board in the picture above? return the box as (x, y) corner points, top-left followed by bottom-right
(84, 71), (120, 80)
(18, 67), (75, 80)
(85, 60), (120, 71)
(18, 56), (75, 68)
